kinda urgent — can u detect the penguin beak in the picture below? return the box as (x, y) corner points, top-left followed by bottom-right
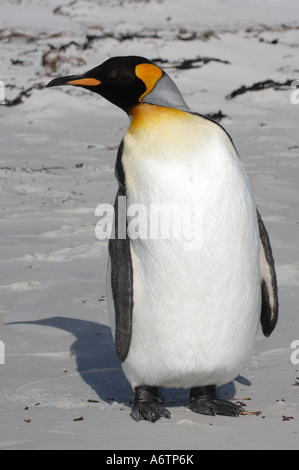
(46, 75), (101, 88)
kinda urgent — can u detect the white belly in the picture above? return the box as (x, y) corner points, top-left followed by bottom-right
(109, 114), (261, 389)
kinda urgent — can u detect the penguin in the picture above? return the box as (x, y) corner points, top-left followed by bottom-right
(47, 56), (278, 422)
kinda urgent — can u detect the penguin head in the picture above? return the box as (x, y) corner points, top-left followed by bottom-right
(47, 56), (189, 113)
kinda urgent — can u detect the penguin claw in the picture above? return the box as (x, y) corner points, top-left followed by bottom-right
(130, 385), (171, 422)
(189, 398), (244, 417)
(130, 402), (171, 423)
(189, 385), (244, 417)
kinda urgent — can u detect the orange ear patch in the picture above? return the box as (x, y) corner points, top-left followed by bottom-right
(135, 63), (163, 101)
(67, 78), (101, 86)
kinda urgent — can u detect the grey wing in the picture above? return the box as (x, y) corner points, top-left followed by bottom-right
(108, 140), (133, 363)
(257, 210), (279, 336)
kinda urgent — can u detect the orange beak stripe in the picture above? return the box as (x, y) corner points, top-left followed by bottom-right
(67, 78), (101, 86)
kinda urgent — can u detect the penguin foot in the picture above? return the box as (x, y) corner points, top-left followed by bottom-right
(130, 386), (171, 423)
(189, 385), (244, 417)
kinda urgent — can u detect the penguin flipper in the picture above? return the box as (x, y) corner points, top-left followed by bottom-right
(108, 187), (133, 363)
(257, 210), (279, 337)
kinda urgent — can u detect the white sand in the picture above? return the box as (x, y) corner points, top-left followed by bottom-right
(0, 0), (298, 450)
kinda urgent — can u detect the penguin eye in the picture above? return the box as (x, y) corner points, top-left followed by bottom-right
(108, 70), (118, 80)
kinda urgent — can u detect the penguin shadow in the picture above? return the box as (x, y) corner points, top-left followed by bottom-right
(7, 317), (252, 411)
(7, 316), (133, 406)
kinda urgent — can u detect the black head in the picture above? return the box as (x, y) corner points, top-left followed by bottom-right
(47, 56), (159, 113)
(47, 55), (189, 113)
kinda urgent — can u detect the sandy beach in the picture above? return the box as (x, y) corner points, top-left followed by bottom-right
(0, 0), (298, 450)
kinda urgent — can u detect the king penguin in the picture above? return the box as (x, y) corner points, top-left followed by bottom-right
(47, 56), (278, 422)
